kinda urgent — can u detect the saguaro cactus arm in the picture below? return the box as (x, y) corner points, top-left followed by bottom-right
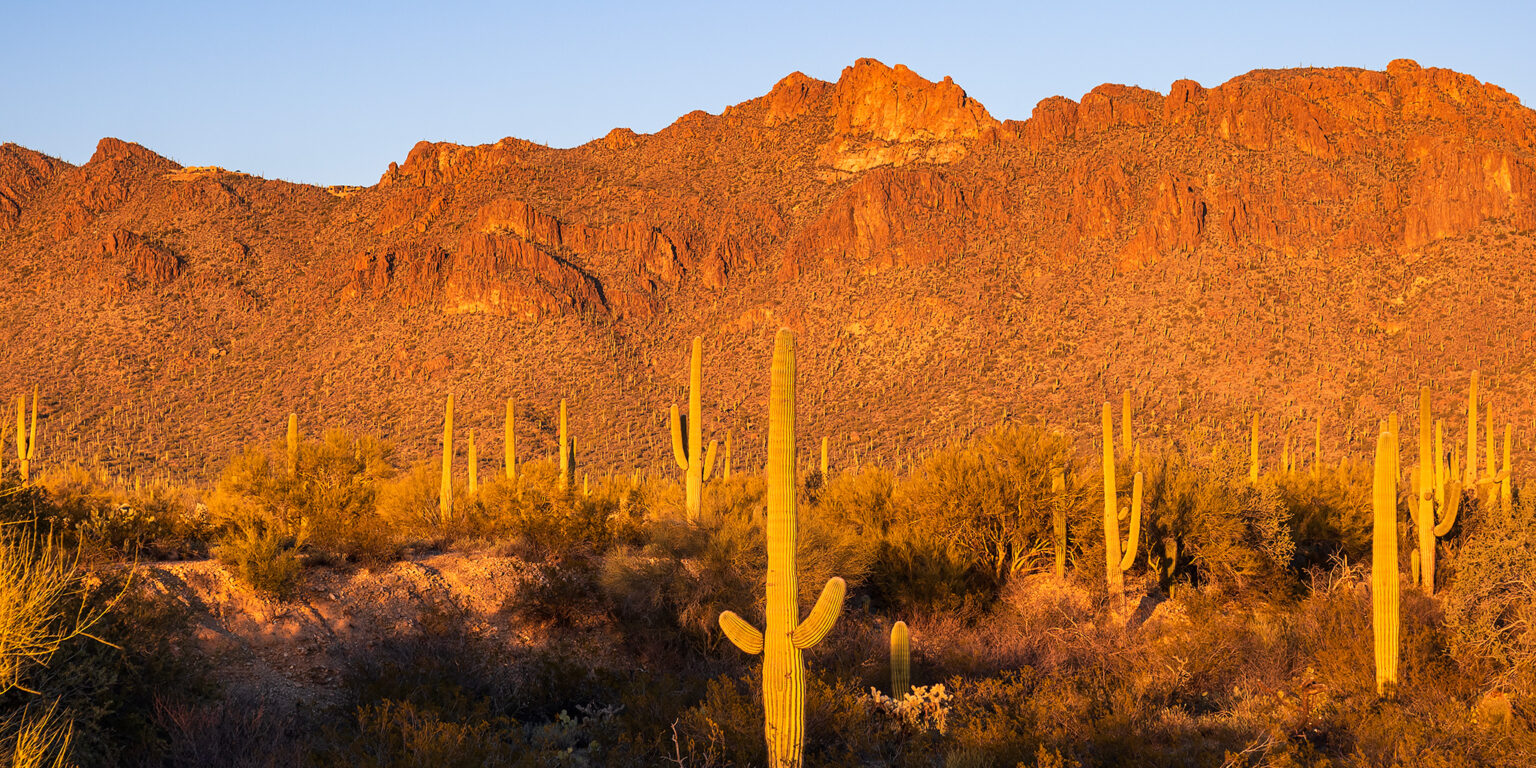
(1433, 480), (1461, 537)
(670, 404), (689, 470)
(720, 611), (765, 654)
(791, 577), (847, 648)
(703, 439), (719, 482)
(1117, 472), (1143, 572)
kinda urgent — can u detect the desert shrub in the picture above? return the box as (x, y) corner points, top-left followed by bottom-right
(207, 429), (397, 562)
(867, 535), (998, 616)
(474, 464), (621, 563)
(1442, 494), (1536, 692)
(312, 698), (518, 768)
(898, 424), (1081, 586)
(1272, 459), (1372, 570)
(374, 460), (445, 541)
(815, 466), (898, 536)
(212, 517), (305, 599)
(1138, 448), (1297, 597)
(152, 694), (302, 768)
(34, 463), (205, 557)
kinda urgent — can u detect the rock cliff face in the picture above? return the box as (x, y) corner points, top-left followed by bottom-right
(1, 58), (1534, 480)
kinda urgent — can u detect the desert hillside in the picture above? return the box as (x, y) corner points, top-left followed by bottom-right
(1, 57), (1533, 480)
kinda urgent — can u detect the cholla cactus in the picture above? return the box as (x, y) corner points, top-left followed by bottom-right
(669, 337), (718, 521)
(1373, 428), (1399, 697)
(1101, 403), (1141, 598)
(890, 621), (910, 697)
(718, 329), (846, 768)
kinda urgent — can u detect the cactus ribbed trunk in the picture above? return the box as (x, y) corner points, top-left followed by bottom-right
(1121, 390), (1132, 460)
(468, 430), (478, 495)
(890, 621), (910, 697)
(724, 431), (733, 480)
(440, 395), (454, 521)
(558, 399), (570, 491)
(1249, 413), (1260, 484)
(1466, 371), (1478, 486)
(513, 396), (525, 479)
(670, 338), (716, 520)
(1103, 404), (1121, 593)
(1314, 418), (1322, 479)
(1373, 429), (1399, 697)
(718, 329), (845, 768)
(15, 394), (28, 481)
(286, 412), (299, 477)
(1416, 389), (1437, 594)
(1501, 424), (1513, 514)
(820, 436), (829, 476)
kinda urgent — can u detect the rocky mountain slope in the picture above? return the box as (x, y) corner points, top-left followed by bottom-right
(2, 57), (1533, 480)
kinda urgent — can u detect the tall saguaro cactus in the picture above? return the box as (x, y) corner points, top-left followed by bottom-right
(1249, 413), (1260, 484)
(16, 389), (39, 481)
(718, 329), (846, 768)
(1101, 403), (1142, 598)
(468, 430), (479, 495)
(558, 399), (570, 491)
(504, 398), (516, 481)
(286, 412), (299, 477)
(1373, 429), (1399, 697)
(1121, 390), (1133, 459)
(440, 394), (454, 521)
(670, 337), (718, 521)
(1413, 389), (1461, 594)
(1466, 371), (1479, 486)
(890, 621), (910, 698)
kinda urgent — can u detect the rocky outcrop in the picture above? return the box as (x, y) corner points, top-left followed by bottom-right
(0, 144), (67, 230)
(379, 137), (543, 187)
(763, 72), (833, 127)
(54, 138), (179, 240)
(94, 228), (183, 286)
(782, 168), (969, 278)
(472, 197), (689, 286)
(817, 59), (1001, 172)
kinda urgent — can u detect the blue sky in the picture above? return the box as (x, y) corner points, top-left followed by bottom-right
(3, 1), (1531, 186)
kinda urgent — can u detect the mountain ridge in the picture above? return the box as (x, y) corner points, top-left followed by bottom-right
(1, 57), (1533, 480)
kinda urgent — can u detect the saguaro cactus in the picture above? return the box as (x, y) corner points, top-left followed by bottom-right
(669, 337), (718, 521)
(1313, 418), (1323, 479)
(1373, 429), (1399, 697)
(1101, 403), (1142, 598)
(718, 329), (846, 768)
(1500, 424), (1513, 514)
(1466, 371), (1479, 486)
(1121, 390), (1133, 459)
(504, 398), (516, 481)
(286, 412), (299, 477)
(440, 394), (454, 521)
(1413, 389), (1461, 594)
(890, 621), (910, 698)
(723, 430), (733, 480)
(558, 399), (570, 491)
(1052, 468), (1067, 580)
(468, 430), (479, 495)
(1249, 413), (1260, 484)
(820, 436), (830, 476)
(16, 389), (39, 481)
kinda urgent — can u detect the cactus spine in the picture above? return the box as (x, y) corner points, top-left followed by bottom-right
(718, 329), (846, 768)
(890, 621), (910, 698)
(504, 398), (516, 481)
(440, 394), (454, 521)
(1101, 403), (1141, 597)
(558, 398), (570, 491)
(669, 337), (718, 521)
(1052, 467), (1067, 580)
(286, 412), (299, 477)
(468, 430), (478, 495)
(1373, 428), (1399, 697)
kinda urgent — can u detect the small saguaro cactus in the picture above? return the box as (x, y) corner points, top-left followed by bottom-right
(669, 337), (718, 521)
(468, 430), (479, 495)
(1372, 428), (1399, 697)
(820, 436), (830, 476)
(286, 412), (299, 477)
(1101, 403), (1142, 598)
(558, 399), (571, 491)
(1051, 467), (1067, 580)
(1313, 418), (1323, 479)
(1121, 390), (1133, 459)
(16, 389), (38, 481)
(890, 621), (910, 698)
(1466, 371), (1479, 486)
(504, 398), (516, 481)
(440, 394), (454, 521)
(723, 430), (733, 480)
(1412, 389), (1461, 595)
(718, 329), (846, 768)
(1500, 423), (1513, 514)
(1249, 412), (1260, 484)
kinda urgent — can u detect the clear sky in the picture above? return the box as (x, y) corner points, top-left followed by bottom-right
(4, 1), (1531, 186)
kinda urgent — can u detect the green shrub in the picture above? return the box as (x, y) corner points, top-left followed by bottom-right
(212, 518), (304, 599)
